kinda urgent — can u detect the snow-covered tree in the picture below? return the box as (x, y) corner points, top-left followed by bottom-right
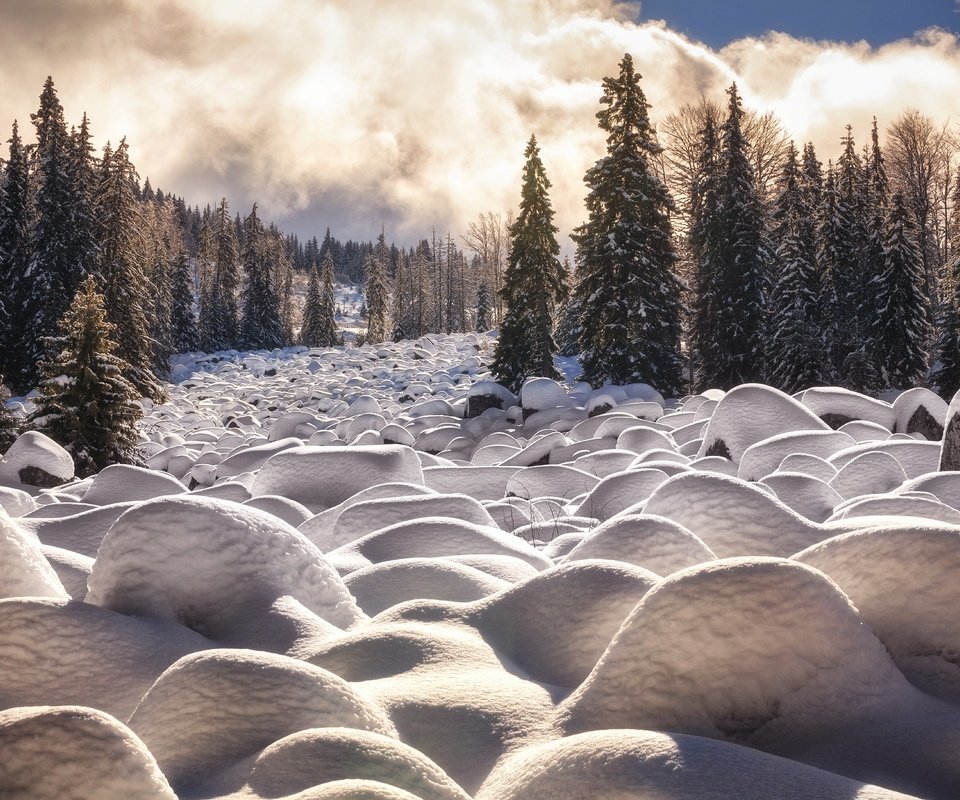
(933, 176), (960, 397)
(699, 83), (767, 389)
(0, 378), (19, 454)
(169, 229), (199, 354)
(766, 142), (828, 392)
(200, 199), (241, 351)
(94, 138), (163, 400)
(0, 120), (33, 390)
(365, 231), (390, 343)
(491, 134), (567, 391)
(571, 54), (685, 394)
(30, 275), (142, 477)
(875, 192), (932, 387)
(239, 205), (285, 350)
(475, 280), (492, 333)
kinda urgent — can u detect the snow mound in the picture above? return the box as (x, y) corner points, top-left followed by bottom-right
(795, 522), (960, 702)
(562, 514), (716, 575)
(344, 558), (509, 615)
(829, 440), (940, 479)
(476, 728), (919, 800)
(895, 471), (960, 510)
(253, 445), (425, 512)
(759, 473), (842, 522)
(0, 485), (37, 516)
(464, 560), (660, 688)
(424, 465), (519, 500)
(243, 494), (314, 526)
(242, 727), (471, 800)
(800, 386), (897, 430)
(0, 597), (209, 719)
(828, 494), (960, 524)
(18, 502), (136, 558)
(79, 464), (185, 505)
(39, 545), (93, 599)
(642, 472), (824, 557)
(323, 493), (497, 551)
(737, 430), (855, 482)
(0, 705), (176, 800)
(330, 517), (551, 573)
(0, 511), (67, 599)
(574, 468), (669, 520)
(561, 558), (910, 746)
(128, 649), (396, 792)
(829, 451), (908, 501)
(892, 387), (947, 440)
(0, 430), (74, 486)
(698, 384), (828, 462)
(504, 464), (599, 500)
(87, 495), (363, 649)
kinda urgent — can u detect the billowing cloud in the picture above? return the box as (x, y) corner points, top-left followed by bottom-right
(0, 0), (957, 244)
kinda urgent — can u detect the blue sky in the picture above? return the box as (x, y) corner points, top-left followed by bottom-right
(636, 0), (958, 49)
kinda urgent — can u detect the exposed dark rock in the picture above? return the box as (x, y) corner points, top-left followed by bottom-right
(939, 412), (960, 470)
(18, 466), (68, 488)
(588, 403), (613, 418)
(704, 439), (732, 460)
(820, 413), (855, 430)
(466, 393), (503, 419)
(906, 405), (944, 441)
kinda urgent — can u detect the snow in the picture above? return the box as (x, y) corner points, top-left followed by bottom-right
(6, 336), (960, 798)
(0, 430), (74, 485)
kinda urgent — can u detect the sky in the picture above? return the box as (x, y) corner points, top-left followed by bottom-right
(0, 0), (958, 246)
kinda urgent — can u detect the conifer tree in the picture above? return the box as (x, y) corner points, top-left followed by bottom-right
(688, 113), (724, 390)
(30, 276), (142, 477)
(491, 134), (566, 391)
(571, 55), (684, 393)
(200, 199), (241, 351)
(766, 143), (828, 392)
(22, 77), (80, 390)
(875, 192), (932, 387)
(391, 252), (415, 341)
(0, 121), (33, 389)
(475, 281), (492, 333)
(365, 230), (390, 343)
(860, 117), (889, 369)
(699, 83), (767, 389)
(299, 260), (326, 347)
(94, 138), (163, 399)
(0, 378), (19, 455)
(67, 112), (100, 289)
(239, 205), (285, 350)
(319, 249), (341, 345)
(933, 176), (960, 397)
(169, 224), (200, 354)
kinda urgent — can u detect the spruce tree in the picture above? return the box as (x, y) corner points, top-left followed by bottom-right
(491, 134), (566, 391)
(30, 276), (142, 477)
(934, 175), (960, 397)
(860, 118), (889, 371)
(688, 113), (724, 390)
(0, 378), (19, 455)
(0, 121), (33, 389)
(239, 205), (285, 350)
(200, 199), (241, 351)
(766, 143), (827, 392)
(702, 83), (767, 389)
(22, 77), (81, 390)
(875, 192), (932, 387)
(571, 55), (685, 394)
(300, 260), (326, 347)
(475, 281), (492, 333)
(365, 231), (390, 343)
(169, 225), (200, 353)
(319, 248), (341, 345)
(94, 138), (163, 400)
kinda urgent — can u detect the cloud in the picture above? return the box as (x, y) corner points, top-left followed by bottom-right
(0, 0), (958, 244)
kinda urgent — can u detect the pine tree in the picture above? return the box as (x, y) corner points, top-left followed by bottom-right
(391, 252), (416, 341)
(200, 199), (241, 351)
(94, 138), (163, 400)
(300, 260), (326, 347)
(699, 83), (767, 389)
(766, 142), (828, 392)
(860, 117), (889, 371)
(875, 192), (932, 387)
(934, 175), (960, 397)
(0, 121), (33, 389)
(571, 55), (685, 393)
(475, 280), (492, 332)
(0, 377), (19, 455)
(365, 230), (390, 343)
(491, 134), (566, 391)
(169, 223), (200, 354)
(688, 113), (724, 390)
(66, 113), (99, 292)
(30, 276), (142, 477)
(22, 77), (81, 391)
(239, 205), (285, 350)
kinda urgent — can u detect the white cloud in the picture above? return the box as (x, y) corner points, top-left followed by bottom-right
(0, 1), (957, 242)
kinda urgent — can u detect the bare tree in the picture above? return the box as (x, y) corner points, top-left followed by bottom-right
(887, 108), (951, 303)
(463, 211), (509, 323)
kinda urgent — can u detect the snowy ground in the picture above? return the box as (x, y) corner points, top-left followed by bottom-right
(3, 334), (960, 799)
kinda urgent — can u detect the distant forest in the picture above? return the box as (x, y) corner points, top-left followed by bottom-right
(3, 67), (960, 404)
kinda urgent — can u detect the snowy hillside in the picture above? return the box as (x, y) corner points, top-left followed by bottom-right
(3, 336), (960, 799)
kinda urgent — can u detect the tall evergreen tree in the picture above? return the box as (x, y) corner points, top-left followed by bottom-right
(391, 252), (415, 341)
(300, 259), (331, 347)
(199, 199), (241, 351)
(934, 175), (960, 397)
(365, 230), (390, 343)
(766, 142), (828, 392)
(30, 275), (142, 477)
(0, 121), (33, 389)
(169, 229), (200, 354)
(571, 54), (685, 393)
(0, 378), (19, 455)
(22, 77), (80, 390)
(239, 205), (286, 350)
(94, 138), (162, 400)
(475, 280), (492, 333)
(66, 112), (100, 290)
(701, 83), (767, 388)
(875, 192), (932, 387)
(319, 249), (341, 346)
(491, 134), (566, 391)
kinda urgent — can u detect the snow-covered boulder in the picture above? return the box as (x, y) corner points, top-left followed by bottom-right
(0, 511), (67, 599)
(0, 430), (74, 487)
